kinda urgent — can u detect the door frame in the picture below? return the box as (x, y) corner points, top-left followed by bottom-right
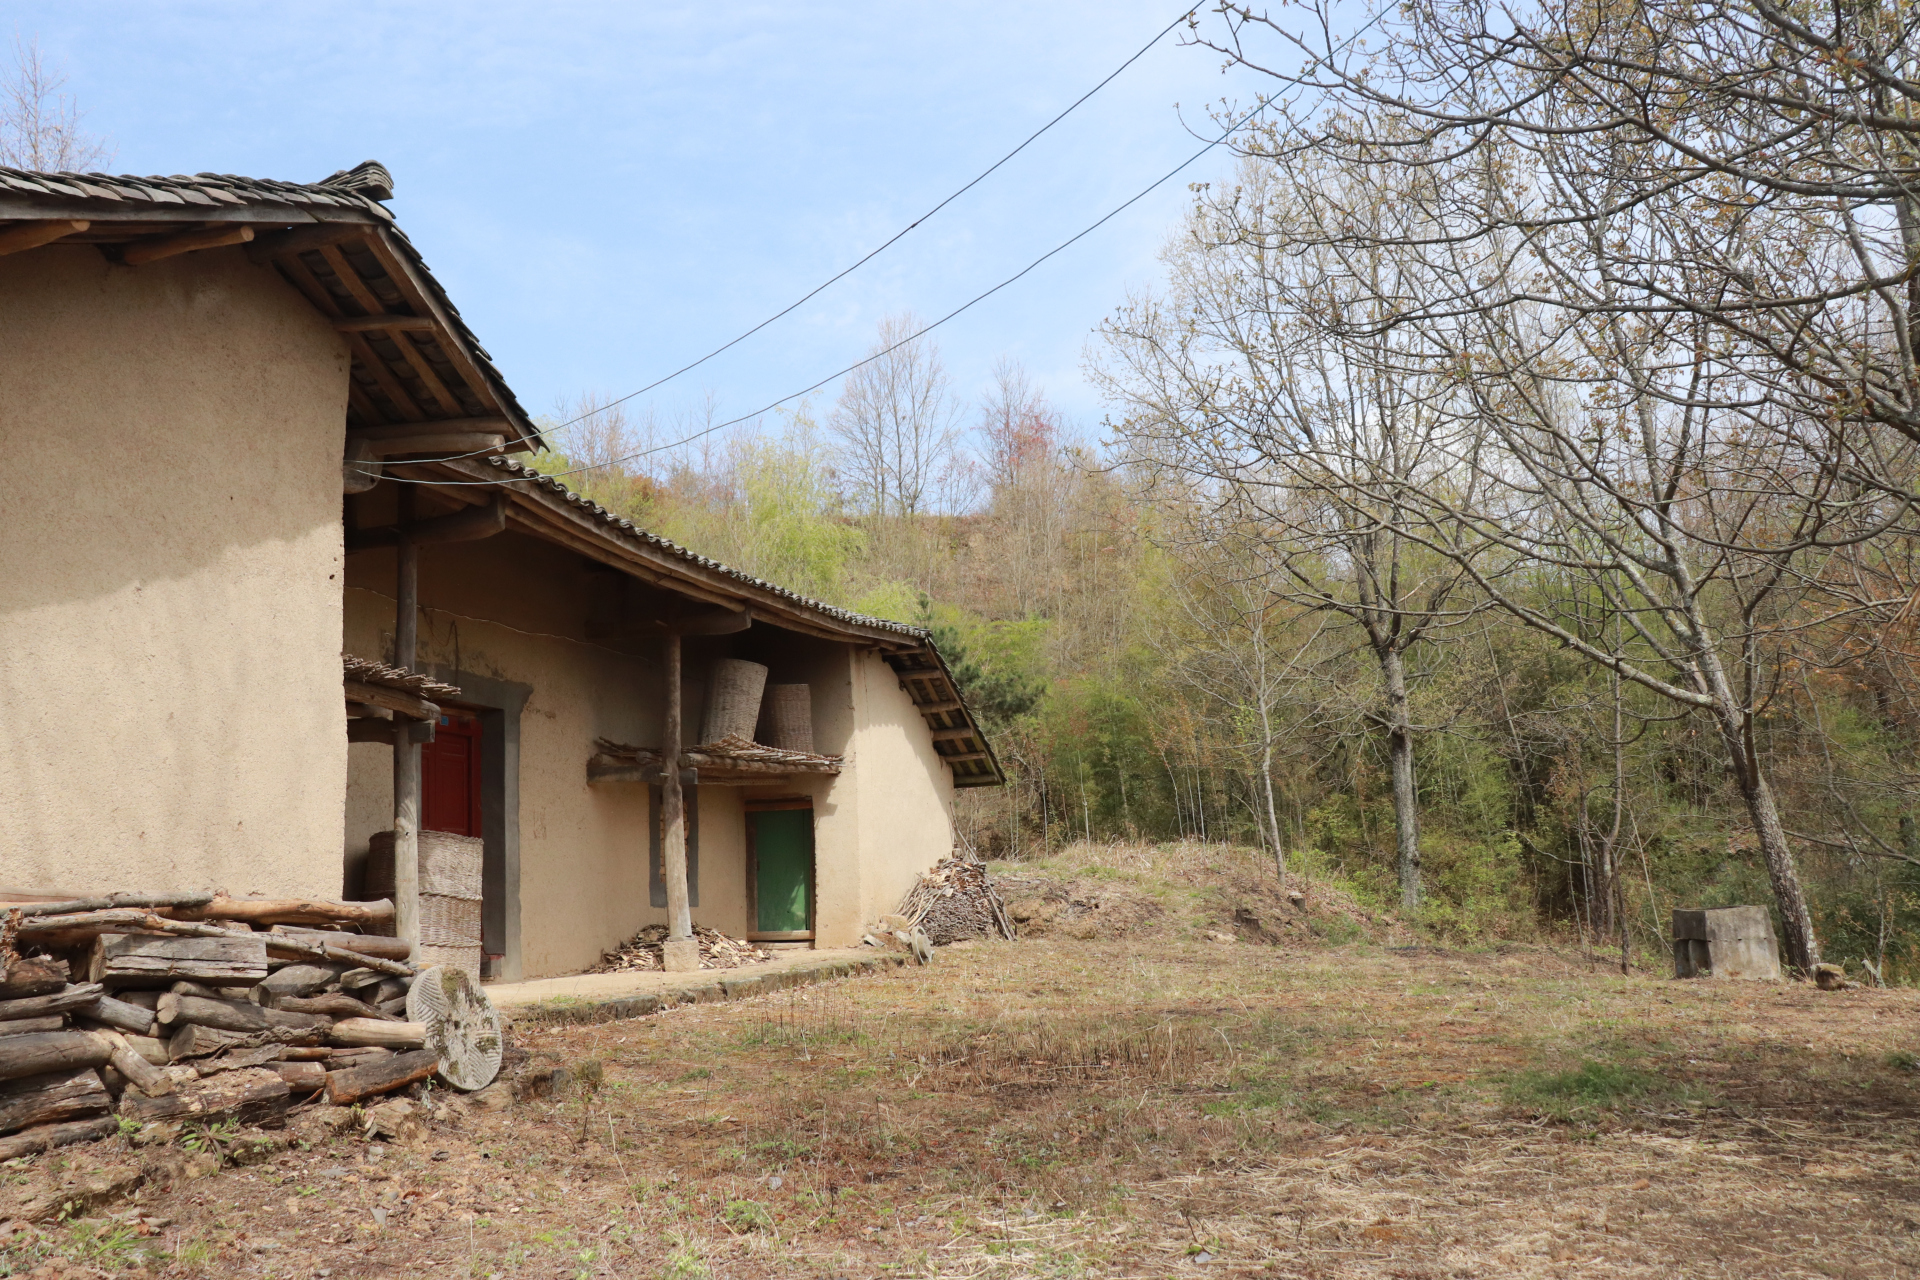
(745, 797), (814, 943)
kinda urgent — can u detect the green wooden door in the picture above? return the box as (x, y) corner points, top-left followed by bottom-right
(751, 809), (813, 934)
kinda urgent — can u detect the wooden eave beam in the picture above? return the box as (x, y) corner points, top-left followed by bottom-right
(395, 456), (932, 648)
(121, 224), (254, 266)
(0, 219), (87, 256)
(247, 222), (378, 263)
(333, 314), (434, 332)
(353, 418), (512, 440)
(343, 681), (438, 721)
(930, 727), (977, 743)
(914, 698), (964, 715)
(938, 751), (991, 764)
(353, 432), (505, 460)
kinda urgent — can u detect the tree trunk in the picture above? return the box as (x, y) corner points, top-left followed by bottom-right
(1380, 646), (1422, 910)
(1721, 724), (1820, 971)
(1694, 648), (1821, 971)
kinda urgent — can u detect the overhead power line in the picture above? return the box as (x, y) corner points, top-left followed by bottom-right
(381, 91), (1271, 487)
(521, 6), (1197, 447)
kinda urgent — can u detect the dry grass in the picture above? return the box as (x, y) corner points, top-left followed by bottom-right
(5, 872), (1920, 1277)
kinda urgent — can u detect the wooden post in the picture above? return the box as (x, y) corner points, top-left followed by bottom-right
(660, 632), (698, 971)
(392, 487), (422, 946)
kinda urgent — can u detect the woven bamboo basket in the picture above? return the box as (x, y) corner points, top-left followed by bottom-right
(365, 830), (484, 901)
(418, 893), (483, 980)
(700, 659), (768, 744)
(765, 683), (813, 753)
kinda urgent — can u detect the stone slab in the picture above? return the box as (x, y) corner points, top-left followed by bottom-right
(1672, 906), (1781, 980)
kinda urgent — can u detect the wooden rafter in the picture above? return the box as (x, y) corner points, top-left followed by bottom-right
(275, 253), (427, 424)
(359, 233), (499, 409)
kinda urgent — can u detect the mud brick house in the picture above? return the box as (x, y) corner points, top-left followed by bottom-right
(0, 160), (999, 981)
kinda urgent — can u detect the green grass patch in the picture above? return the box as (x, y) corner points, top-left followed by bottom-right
(1505, 1060), (1666, 1118)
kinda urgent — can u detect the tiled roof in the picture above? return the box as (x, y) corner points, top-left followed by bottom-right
(0, 161), (397, 213)
(482, 455), (930, 638)
(0, 160), (536, 445)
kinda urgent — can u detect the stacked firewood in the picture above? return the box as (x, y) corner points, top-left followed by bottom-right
(593, 924), (773, 972)
(895, 856), (1017, 944)
(0, 891), (469, 1162)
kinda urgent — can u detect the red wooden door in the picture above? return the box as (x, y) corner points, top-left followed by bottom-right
(422, 711), (483, 837)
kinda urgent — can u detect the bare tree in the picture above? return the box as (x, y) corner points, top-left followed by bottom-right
(829, 313), (962, 517)
(1, 37), (112, 171)
(1172, 0), (1920, 969)
(976, 359), (1070, 618)
(1097, 152), (1483, 909)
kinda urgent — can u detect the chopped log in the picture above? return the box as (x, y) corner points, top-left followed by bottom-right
(277, 1046), (333, 1061)
(0, 1033), (112, 1083)
(89, 933), (267, 987)
(112, 1035), (168, 1066)
(267, 938), (414, 978)
(90, 1031), (172, 1098)
(115, 991), (162, 1010)
(256, 963), (345, 1000)
(0, 956), (70, 999)
(0, 1068), (111, 1133)
(158, 995), (328, 1034)
(119, 1067), (290, 1127)
(195, 1047), (284, 1076)
(0, 983), (104, 1021)
(270, 927), (410, 961)
(268, 993), (391, 1021)
(272, 1061), (327, 1094)
(326, 1046), (391, 1066)
(80, 994), (158, 1036)
(179, 897), (396, 930)
(167, 1023), (321, 1061)
(338, 968), (383, 992)
(0, 1116), (118, 1161)
(328, 1019), (424, 1050)
(323, 1049), (437, 1106)
(375, 996), (410, 1017)
(13, 892), (213, 918)
(168, 980), (229, 1000)
(0, 1017), (65, 1037)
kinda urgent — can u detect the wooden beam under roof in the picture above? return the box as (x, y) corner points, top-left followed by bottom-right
(0, 219), (87, 256)
(274, 254), (426, 423)
(316, 241), (468, 419)
(121, 225), (254, 266)
(359, 233), (501, 411)
(333, 314), (433, 332)
(247, 223), (373, 263)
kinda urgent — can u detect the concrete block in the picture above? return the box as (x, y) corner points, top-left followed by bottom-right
(1672, 906), (1780, 980)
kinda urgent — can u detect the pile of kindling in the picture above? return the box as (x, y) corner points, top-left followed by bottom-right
(592, 924), (772, 973)
(895, 856), (1016, 944)
(0, 890), (499, 1162)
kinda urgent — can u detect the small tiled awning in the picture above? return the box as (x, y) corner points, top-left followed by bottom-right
(344, 653), (460, 720)
(588, 734), (843, 786)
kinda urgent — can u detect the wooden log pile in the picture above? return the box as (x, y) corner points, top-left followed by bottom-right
(592, 923), (773, 973)
(895, 855), (1017, 944)
(0, 891), (494, 1160)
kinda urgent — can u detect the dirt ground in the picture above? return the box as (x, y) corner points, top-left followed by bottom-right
(3, 915), (1917, 1279)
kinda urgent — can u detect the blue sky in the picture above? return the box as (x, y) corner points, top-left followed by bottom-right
(14, 3), (1271, 447)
